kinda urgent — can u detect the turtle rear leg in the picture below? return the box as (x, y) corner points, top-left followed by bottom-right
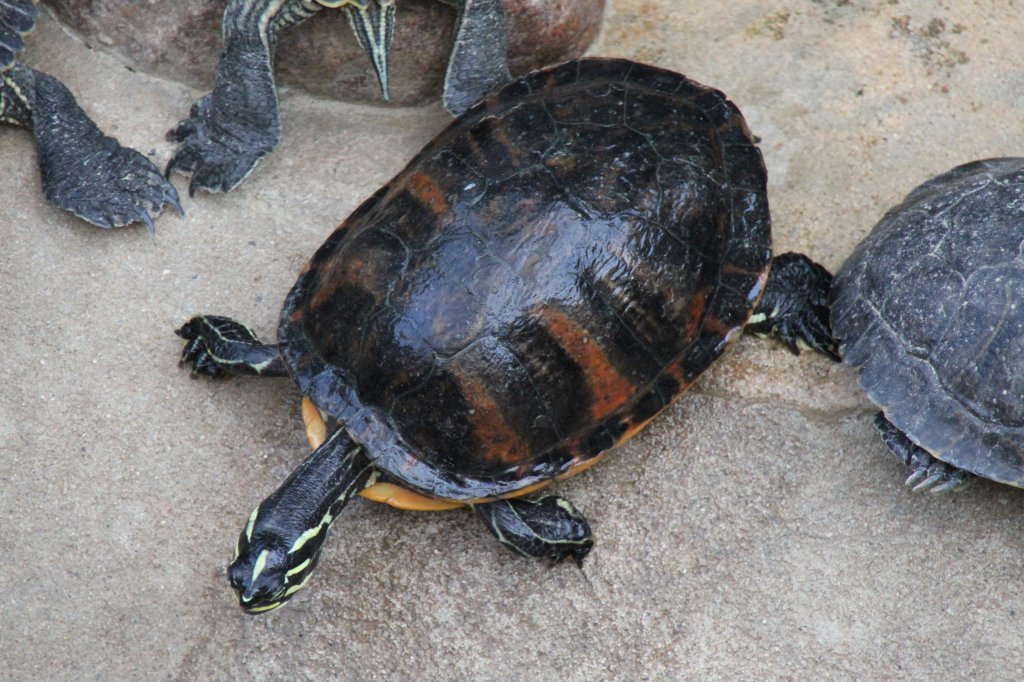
(439, 0), (511, 115)
(166, 0), (323, 195)
(2, 63), (181, 230)
(176, 315), (287, 377)
(0, 0), (36, 70)
(745, 252), (839, 361)
(474, 495), (593, 566)
(874, 412), (973, 493)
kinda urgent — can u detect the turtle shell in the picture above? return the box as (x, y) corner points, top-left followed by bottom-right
(831, 157), (1024, 486)
(279, 58), (771, 500)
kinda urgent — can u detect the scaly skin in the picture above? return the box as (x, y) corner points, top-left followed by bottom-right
(166, 0), (509, 196)
(0, 4), (180, 230)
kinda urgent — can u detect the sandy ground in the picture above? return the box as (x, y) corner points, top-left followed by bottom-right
(2, 2), (1023, 679)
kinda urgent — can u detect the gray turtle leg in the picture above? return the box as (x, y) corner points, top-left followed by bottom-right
(1, 63), (181, 230)
(176, 315), (287, 377)
(874, 413), (973, 493)
(745, 252), (839, 361)
(439, 0), (511, 115)
(166, 0), (324, 195)
(0, 0), (36, 70)
(474, 495), (593, 566)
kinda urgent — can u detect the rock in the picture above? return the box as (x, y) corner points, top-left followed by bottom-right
(45, 0), (606, 105)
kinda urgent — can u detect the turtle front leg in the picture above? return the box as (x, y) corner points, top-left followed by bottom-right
(229, 427), (375, 613)
(438, 0), (511, 115)
(176, 315), (287, 377)
(474, 495), (593, 566)
(166, 0), (324, 195)
(874, 413), (973, 493)
(745, 252), (839, 361)
(1, 63), (181, 230)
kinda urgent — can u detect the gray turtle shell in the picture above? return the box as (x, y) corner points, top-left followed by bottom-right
(831, 157), (1024, 486)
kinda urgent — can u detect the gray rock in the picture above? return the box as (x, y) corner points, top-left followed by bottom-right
(46, 0), (605, 104)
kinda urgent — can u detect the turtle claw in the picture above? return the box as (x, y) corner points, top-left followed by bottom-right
(175, 315), (287, 378)
(45, 138), (182, 230)
(177, 317), (227, 377)
(876, 415), (974, 494)
(771, 306), (839, 362)
(11, 66), (183, 230)
(747, 252), (839, 361)
(166, 101), (269, 196)
(165, 44), (281, 195)
(165, 107), (273, 195)
(906, 457), (973, 494)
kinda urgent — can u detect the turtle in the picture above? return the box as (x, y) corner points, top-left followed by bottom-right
(0, 0), (180, 229)
(831, 157), (1024, 493)
(176, 57), (838, 614)
(165, 0), (511, 196)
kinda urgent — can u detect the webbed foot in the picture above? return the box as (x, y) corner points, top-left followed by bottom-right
(475, 495), (593, 566)
(746, 252), (839, 361)
(12, 65), (181, 230)
(874, 412), (973, 493)
(176, 315), (286, 377)
(165, 40), (281, 196)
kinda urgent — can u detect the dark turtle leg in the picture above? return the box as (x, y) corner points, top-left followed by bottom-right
(438, 0), (511, 115)
(166, 0), (326, 195)
(176, 315), (287, 377)
(745, 251), (839, 361)
(228, 427), (376, 613)
(873, 412), (973, 493)
(474, 495), (593, 566)
(1, 63), (181, 230)
(0, 0), (36, 70)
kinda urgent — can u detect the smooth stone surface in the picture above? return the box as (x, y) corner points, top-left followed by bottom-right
(46, 0), (606, 105)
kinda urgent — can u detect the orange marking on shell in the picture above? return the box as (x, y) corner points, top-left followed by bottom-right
(306, 254), (363, 312)
(720, 263), (761, 279)
(361, 410), (663, 512)
(701, 313), (736, 339)
(684, 288), (708, 342)
(459, 374), (534, 467)
(539, 307), (634, 418)
(660, 361), (692, 392)
(616, 411), (662, 448)
(296, 392), (638, 513)
(407, 170), (449, 216)
(488, 124), (520, 165)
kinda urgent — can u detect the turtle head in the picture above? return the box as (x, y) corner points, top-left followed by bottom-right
(227, 506), (325, 614)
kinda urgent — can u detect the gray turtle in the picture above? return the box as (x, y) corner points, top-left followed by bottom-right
(166, 0), (510, 196)
(1, 0), (179, 229)
(831, 158), (1024, 492)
